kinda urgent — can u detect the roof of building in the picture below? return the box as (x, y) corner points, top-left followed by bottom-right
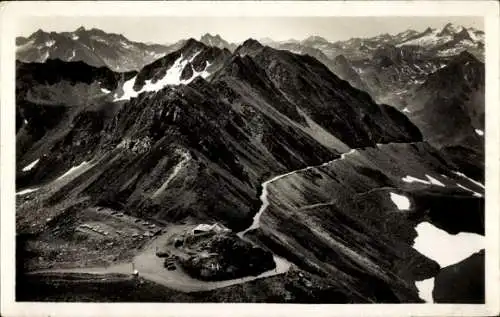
(192, 223), (230, 233)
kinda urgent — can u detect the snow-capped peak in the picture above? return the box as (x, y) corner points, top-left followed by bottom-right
(396, 22), (482, 49)
(201, 33), (222, 43)
(397, 28), (444, 47)
(440, 23), (465, 35)
(394, 29), (419, 41)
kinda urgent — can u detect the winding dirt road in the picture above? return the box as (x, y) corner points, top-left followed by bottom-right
(32, 224), (290, 292)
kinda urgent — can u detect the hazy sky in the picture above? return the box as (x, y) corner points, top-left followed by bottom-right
(17, 16), (483, 44)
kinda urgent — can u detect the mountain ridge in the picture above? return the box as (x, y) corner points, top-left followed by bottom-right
(16, 27), (177, 71)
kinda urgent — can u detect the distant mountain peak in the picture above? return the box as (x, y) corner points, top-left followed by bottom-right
(199, 33), (234, 50)
(182, 38), (207, 51)
(455, 50), (480, 63)
(200, 33), (231, 49)
(303, 35), (329, 44)
(258, 37), (275, 44)
(88, 27), (107, 34)
(242, 38), (262, 46)
(232, 39), (265, 60)
(422, 27), (434, 35)
(401, 29), (419, 36)
(237, 38), (263, 53)
(201, 33), (223, 41)
(437, 23), (465, 37)
(29, 29), (47, 39)
(442, 22), (465, 33)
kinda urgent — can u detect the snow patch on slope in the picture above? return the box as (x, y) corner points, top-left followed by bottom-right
(390, 192), (411, 210)
(16, 187), (40, 196)
(56, 161), (93, 182)
(414, 222), (484, 268)
(457, 184), (482, 197)
(340, 149), (356, 160)
(425, 174), (445, 187)
(402, 175), (431, 185)
(114, 52), (211, 101)
(413, 221), (484, 302)
(295, 108), (351, 153)
(183, 60), (212, 84)
(401, 174), (445, 187)
(114, 76), (139, 101)
(22, 159), (40, 172)
(46, 40), (56, 47)
(415, 277), (435, 303)
(453, 171), (485, 189)
(40, 51), (50, 62)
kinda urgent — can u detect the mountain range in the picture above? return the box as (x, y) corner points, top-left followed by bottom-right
(17, 23), (484, 106)
(265, 23), (483, 108)
(15, 22), (485, 304)
(16, 27), (178, 71)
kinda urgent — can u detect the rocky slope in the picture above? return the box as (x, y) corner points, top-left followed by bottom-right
(330, 54), (371, 93)
(403, 51), (485, 181)
(348, 46), (448, 107)
(433, 249), (485, 303)
(268, 23), (484, 62)
(16, 27), (176, 71)
(264, 23), (484, 108)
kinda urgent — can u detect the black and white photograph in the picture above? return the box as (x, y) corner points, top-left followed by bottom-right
(1, 1), (499, 316)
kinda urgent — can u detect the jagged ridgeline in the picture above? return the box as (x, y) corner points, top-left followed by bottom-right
(16, 27), (484, 304)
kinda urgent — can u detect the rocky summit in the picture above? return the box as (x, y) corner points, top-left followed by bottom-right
(15, 23), (485, 304)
